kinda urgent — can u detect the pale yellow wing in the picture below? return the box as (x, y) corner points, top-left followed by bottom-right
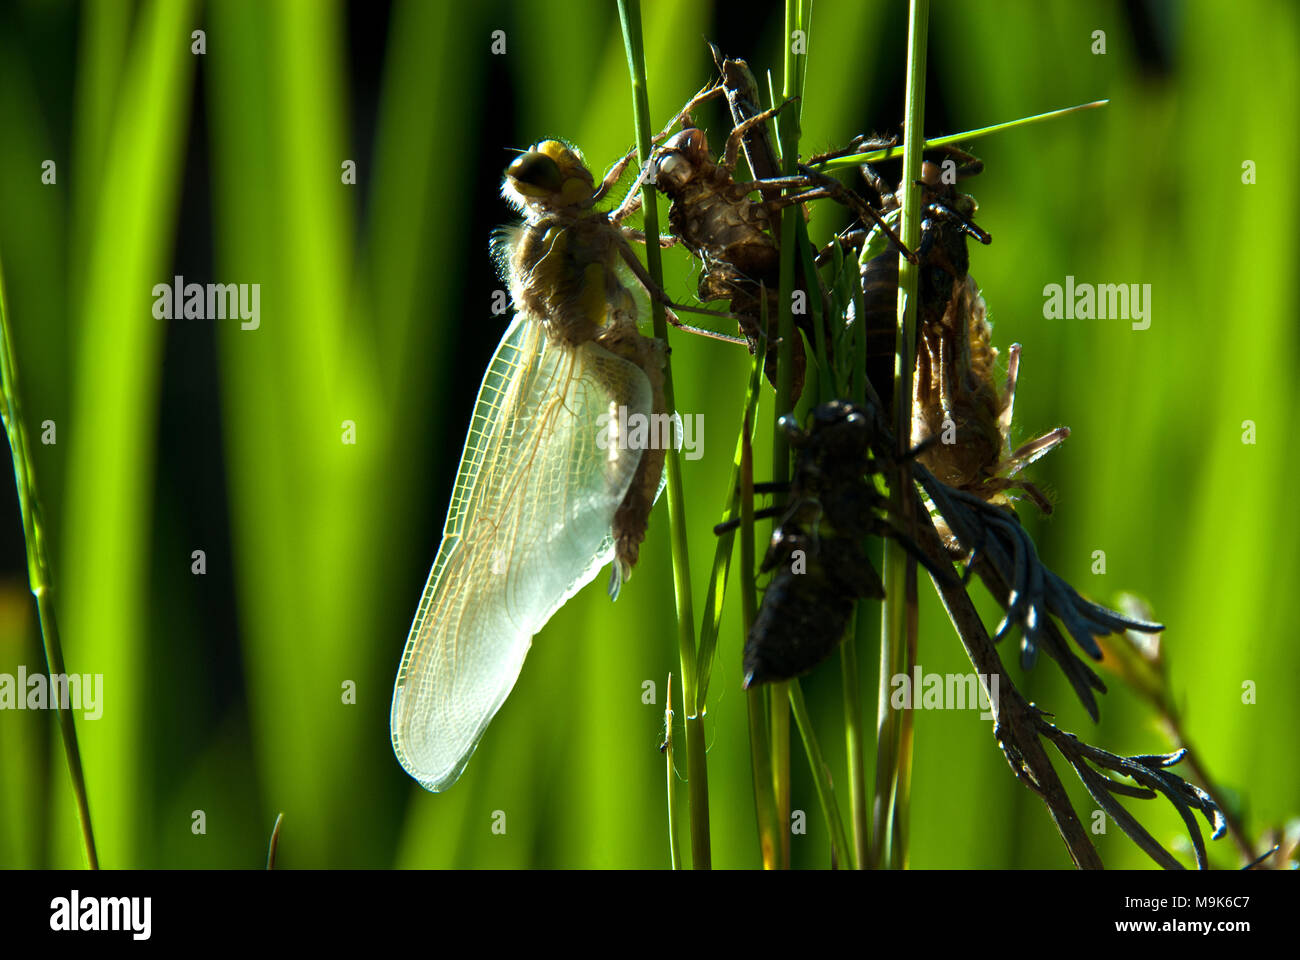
(390, 313), (651, 792)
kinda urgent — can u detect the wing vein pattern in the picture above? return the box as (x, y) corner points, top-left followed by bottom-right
(391, 313), (651, 791)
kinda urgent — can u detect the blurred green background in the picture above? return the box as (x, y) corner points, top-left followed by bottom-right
(0, 0), (1295, 869)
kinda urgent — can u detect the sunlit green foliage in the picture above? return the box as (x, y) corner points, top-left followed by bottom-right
(0, 0), (1294, 869)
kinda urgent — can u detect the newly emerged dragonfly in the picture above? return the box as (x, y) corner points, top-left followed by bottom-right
(390, 140), (671, 792)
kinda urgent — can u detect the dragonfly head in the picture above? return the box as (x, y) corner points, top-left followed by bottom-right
(503, 140), (596, 213)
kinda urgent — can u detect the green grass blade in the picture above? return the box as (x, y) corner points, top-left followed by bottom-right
(618, 0), (710, 869)
(59, 0), (198, 867)
(0, 255), (98, 869)
(871, 0), (929, 871)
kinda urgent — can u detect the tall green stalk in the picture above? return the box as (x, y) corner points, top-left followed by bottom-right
(842, 229), (871, 870)
(740, 411), (780, 869)
(617, 0), (710, 869)
(694, 337), (764, 708)
(0, 259), (99, 870)
(664, 674), (680, 870)
(871, 0), (929, 870)
(789, 680), (850, 866)
(890, 564), (920, 868)
(767, 0), (811, 872)
(815, 101), (1109, 172)
(841, 616), (868, 868)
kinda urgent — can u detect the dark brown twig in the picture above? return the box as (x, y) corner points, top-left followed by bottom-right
(907, 468), (1225, 869)
(903, 478), (1103, 868)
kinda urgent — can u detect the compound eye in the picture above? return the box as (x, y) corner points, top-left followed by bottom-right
(507, 151), (563, 193)
(681, 126), (709, 153)
(536, 139), (571, 161)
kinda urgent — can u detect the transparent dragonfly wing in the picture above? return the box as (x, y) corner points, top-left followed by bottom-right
(391, 312), (651, 792)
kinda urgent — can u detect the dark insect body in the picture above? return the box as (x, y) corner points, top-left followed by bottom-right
(741, 400), (942, 687)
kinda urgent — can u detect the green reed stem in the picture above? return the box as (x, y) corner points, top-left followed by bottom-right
(266, 812), (285, 870)
(840, 617), (868, 868)
(665, 674), (681, 869)
(618, 0), (710, 869)
(889, 563), (920, 868)
(813, 100), (1109, 172)
(0, 258), (99, 869)
(695, 338), (764, 707)
(740, 410), (780, 869)
(696, 324), (766, 867)
(872, 0), (929, 871)
(841, 237), (871, 869)
(765, 0), (810, 873)
(790, 679), (850, 867)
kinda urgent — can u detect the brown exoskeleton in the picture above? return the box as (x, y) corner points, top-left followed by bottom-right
(912, 289), (1070, 513)
(852, 142), (991, 418)
(851, 143), (1067, 512)
(645, 69), (912, 398)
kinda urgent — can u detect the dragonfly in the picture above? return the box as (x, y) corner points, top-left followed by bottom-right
(389, 140), (672, 792)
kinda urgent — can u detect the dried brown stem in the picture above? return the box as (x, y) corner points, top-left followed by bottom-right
(904, 481), (1103, 869)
